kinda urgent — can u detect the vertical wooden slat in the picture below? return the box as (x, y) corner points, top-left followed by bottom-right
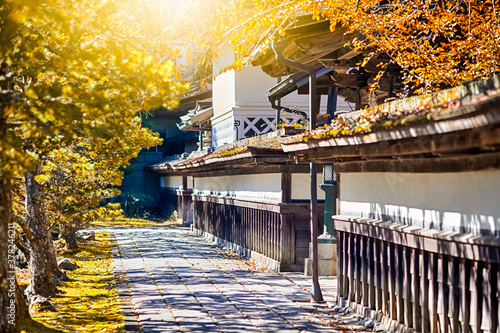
(403, 246), (412, 328)
(448, 257), (459, 333)
(470, 262), (481, 333)
(272, 213), (275, 259)
(388, 242), (396, 320)
(258, 209), (261, 254)
(361, 235), (369, 307)
(250, 208), (254, 251)
(244, 208), (248, 249)
(395, 244), (404, 322)
(412, 248), (421, 332)
(349, 232), (356, 302)
(459, 259), (471, 333)
(355, 235), (362, 304)
(438, 256), (449, 333)
(421, 251), (430, 333)
(337, 231), (344, 300)
(343, 230), (350, 302)
(496, 266), (500, 333)
(276, 213), (280, 261)
(481, 263), (494, 333)
(375, 239), (383, 312)
(267, 211), (270, 258)
(367, 237), (375, 309)
(429, 253), (438, 333)
(269, 212), (273, 258)
(262, 209), (266, 253)
(381, 240), (388, 316)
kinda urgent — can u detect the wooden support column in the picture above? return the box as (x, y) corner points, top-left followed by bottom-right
(280, 214), (295, 268)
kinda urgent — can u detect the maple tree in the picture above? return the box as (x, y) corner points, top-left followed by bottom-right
(0, 0), (185, 330)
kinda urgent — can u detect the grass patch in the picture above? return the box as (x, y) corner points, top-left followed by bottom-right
(86, 217), (182, 229)
(22, 232), (124, 333)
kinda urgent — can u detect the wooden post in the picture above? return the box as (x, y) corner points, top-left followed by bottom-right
(280, 214), (295, 268)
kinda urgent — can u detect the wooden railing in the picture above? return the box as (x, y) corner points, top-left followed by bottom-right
(334, 216), (500, 333)
(159, 188), (193, 222)
(193, 195), (282, 261)
(192, 194), (324, 270)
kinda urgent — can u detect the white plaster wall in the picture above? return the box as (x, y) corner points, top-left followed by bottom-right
(211, 113), (235, 147)
(187, 176), (193, 189)
(194, 173), (281, 202)
(291, 173), (325, 201)
(212, 69), (236, 119)
(213, 44), (236, 120)
(339, 171), (500, 236)
(235, 66), (278, 107)
(161, 175), (183, 189)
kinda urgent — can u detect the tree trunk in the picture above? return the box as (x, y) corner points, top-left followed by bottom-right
(14, 236), (30, 263)
(15, 280), (29, 322)
(0, 177), (20, 333)
(61, 223), (78, 250)
(25, 166), (62, 297)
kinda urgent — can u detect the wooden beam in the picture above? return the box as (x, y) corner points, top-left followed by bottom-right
(333, 152), (500, 173)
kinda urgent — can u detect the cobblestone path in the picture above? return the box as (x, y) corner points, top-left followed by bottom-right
(110, 227), (356, 333)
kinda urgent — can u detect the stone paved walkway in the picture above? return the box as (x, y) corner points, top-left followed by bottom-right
(109, 227), (355, 333)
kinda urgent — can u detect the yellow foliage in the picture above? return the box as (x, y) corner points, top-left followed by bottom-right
(23, 232), (124, 333)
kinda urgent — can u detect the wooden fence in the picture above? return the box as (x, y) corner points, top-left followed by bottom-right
(335, 216), (500, 333)
(160, 188), (193, 223)
(193, 194), (324, 271)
